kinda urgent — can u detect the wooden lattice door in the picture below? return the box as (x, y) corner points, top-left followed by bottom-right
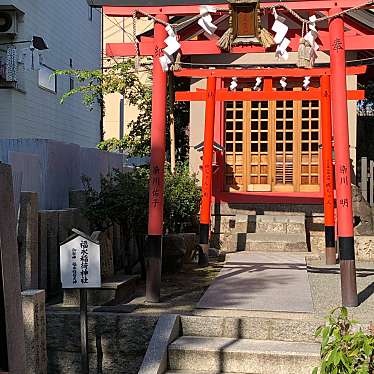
(246, 99), (271, 191)
(223, 93), (321, 193)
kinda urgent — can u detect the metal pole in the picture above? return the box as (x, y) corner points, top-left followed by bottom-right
(119, 95), (125, 140)
(329, 9), (358, 307)
(199, 76), (217, 266)
(320, 75), (336, 265)
(80, 289), (89, 374)
(145, 14), (168, 303)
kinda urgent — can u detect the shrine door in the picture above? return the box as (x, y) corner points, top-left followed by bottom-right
(224, 92), (320, 193)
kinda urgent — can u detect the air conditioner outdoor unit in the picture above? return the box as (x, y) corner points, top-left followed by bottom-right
(0, 10), (17, 35)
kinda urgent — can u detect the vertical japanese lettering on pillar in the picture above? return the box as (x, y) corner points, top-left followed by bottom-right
(332, 37), (343, 53)
(325, 161), (334, 208)
(151, 166), (161, 208)
(60, 232), (101, 289)
(338, 164), (350, 210)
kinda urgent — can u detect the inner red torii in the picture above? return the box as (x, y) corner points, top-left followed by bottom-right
(93, 0), (374, 307)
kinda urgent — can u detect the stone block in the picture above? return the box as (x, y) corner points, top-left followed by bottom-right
(91, 230), (115, 280)
(180, 233), (197, 263)
(0, 163), (26, 373)
(309, 235), (325, 255)
(138, 314), (180, 374)
(22, 290), (47, 374)
(256, 222), (287, 233)
(46, 313), (157, 373)
(40, 210), (60, 296)
(18, 192), (39, 290)
(355, 236), (374, 261)
(287, 223), (306, 234)
(63, 276), (138, 306)
(58, 209), (75, 244)
(210, 233), (237, 252)
(112, 223), (123, 272)
(211, 215), (235, 233)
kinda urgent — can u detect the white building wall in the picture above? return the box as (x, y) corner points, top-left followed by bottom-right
(0, 0), (101, 147)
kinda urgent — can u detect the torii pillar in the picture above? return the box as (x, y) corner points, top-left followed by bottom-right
(145, 14), (169, 303)
(329, 9), (358, 307)
(320, 75), (336, 265)
(199, 76), (217, 265)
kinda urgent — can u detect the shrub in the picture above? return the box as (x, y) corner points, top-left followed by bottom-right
(313, 307), (374, 374)
(81, 163), (201, 235)
(164, 163), (201, 233)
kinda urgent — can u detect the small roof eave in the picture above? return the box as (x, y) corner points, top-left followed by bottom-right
(87, 0), (226, 6)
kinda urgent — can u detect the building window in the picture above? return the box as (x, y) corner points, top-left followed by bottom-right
(38, 65), (56, 93)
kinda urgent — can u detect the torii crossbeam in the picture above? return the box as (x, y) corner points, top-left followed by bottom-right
(90, 0), (374, 307)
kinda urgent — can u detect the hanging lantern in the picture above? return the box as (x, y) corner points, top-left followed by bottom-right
(229, 0), (261, 45)
(217, 0), (274, 51)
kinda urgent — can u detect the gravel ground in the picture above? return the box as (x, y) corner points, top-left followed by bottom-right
(307, 258), (374, 323)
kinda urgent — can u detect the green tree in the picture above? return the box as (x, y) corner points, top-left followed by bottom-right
(56, 60), (190, 160)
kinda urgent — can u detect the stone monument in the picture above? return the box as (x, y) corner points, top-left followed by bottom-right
(0, 162), (26, 373)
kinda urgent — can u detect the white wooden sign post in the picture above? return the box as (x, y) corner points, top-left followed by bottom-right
(60, 229), (101, 374)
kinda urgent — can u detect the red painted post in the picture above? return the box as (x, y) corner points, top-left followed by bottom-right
(199, 76), (217, 266)
(329, 9), (358, 306)
(145, 14), (168, 303)
(320, 75), (336, 265)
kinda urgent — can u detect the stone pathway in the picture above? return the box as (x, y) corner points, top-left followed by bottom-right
(198, 252), (314, 313)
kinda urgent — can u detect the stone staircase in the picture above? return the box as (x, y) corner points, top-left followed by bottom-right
(154, 314), (321, 374)
(212, 214), (308, 252)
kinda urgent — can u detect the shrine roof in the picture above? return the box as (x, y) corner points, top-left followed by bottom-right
(87, 0), (290, 6)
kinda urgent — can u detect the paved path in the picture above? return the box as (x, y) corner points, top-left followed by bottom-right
(198, 252), (314, 313)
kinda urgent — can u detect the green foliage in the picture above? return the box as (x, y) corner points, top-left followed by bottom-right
(97, 138), (127, 153)
(164, 163), (201, 233)
(82, 168), (149, 234)
(55, 61), (190, 160)
(81, 163), (200, 235)
(55, 60), (153, 157)
(313, 307), (374, 374)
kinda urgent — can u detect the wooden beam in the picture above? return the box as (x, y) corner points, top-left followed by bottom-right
(102, 1), (374, 16)
(174, 66), (367, 78)
(103, 5), (229, 16)
(106, 35), (374, 57)
(175, 88), (364, 101)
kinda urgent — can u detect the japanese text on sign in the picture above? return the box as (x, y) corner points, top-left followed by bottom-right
(60, 234), (101, 289)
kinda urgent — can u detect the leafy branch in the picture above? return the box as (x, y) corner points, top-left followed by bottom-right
(313, 307), (374, 374)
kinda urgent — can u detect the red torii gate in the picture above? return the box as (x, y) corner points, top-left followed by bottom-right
(91, 0), (374, 306)
(173, 67), (365, 270)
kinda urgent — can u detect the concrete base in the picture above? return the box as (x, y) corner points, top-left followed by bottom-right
(245, 233), (308, 252)
(63, 275), (139, 306)
(169, 336), (320, 374)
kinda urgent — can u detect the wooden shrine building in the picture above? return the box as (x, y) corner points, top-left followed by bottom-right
(89, 0), (374, 307)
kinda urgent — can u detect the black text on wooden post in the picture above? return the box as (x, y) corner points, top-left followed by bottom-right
(60, 229), (101, 374)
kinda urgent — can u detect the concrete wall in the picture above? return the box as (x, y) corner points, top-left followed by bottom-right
(189, 52), (358, 184)
(47, 312), (157, 374)
(0, 0), (101, 147)
(0, 139), (123, 210)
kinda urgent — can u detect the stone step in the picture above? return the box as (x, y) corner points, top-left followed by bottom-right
(180, 315), (321, 343)
(245, 233), (308, 252)
(255, 215), (305, 234)
(63, 275), (139, 306)
(212, 214), (306, 235)
(168, 336), (320, 374)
